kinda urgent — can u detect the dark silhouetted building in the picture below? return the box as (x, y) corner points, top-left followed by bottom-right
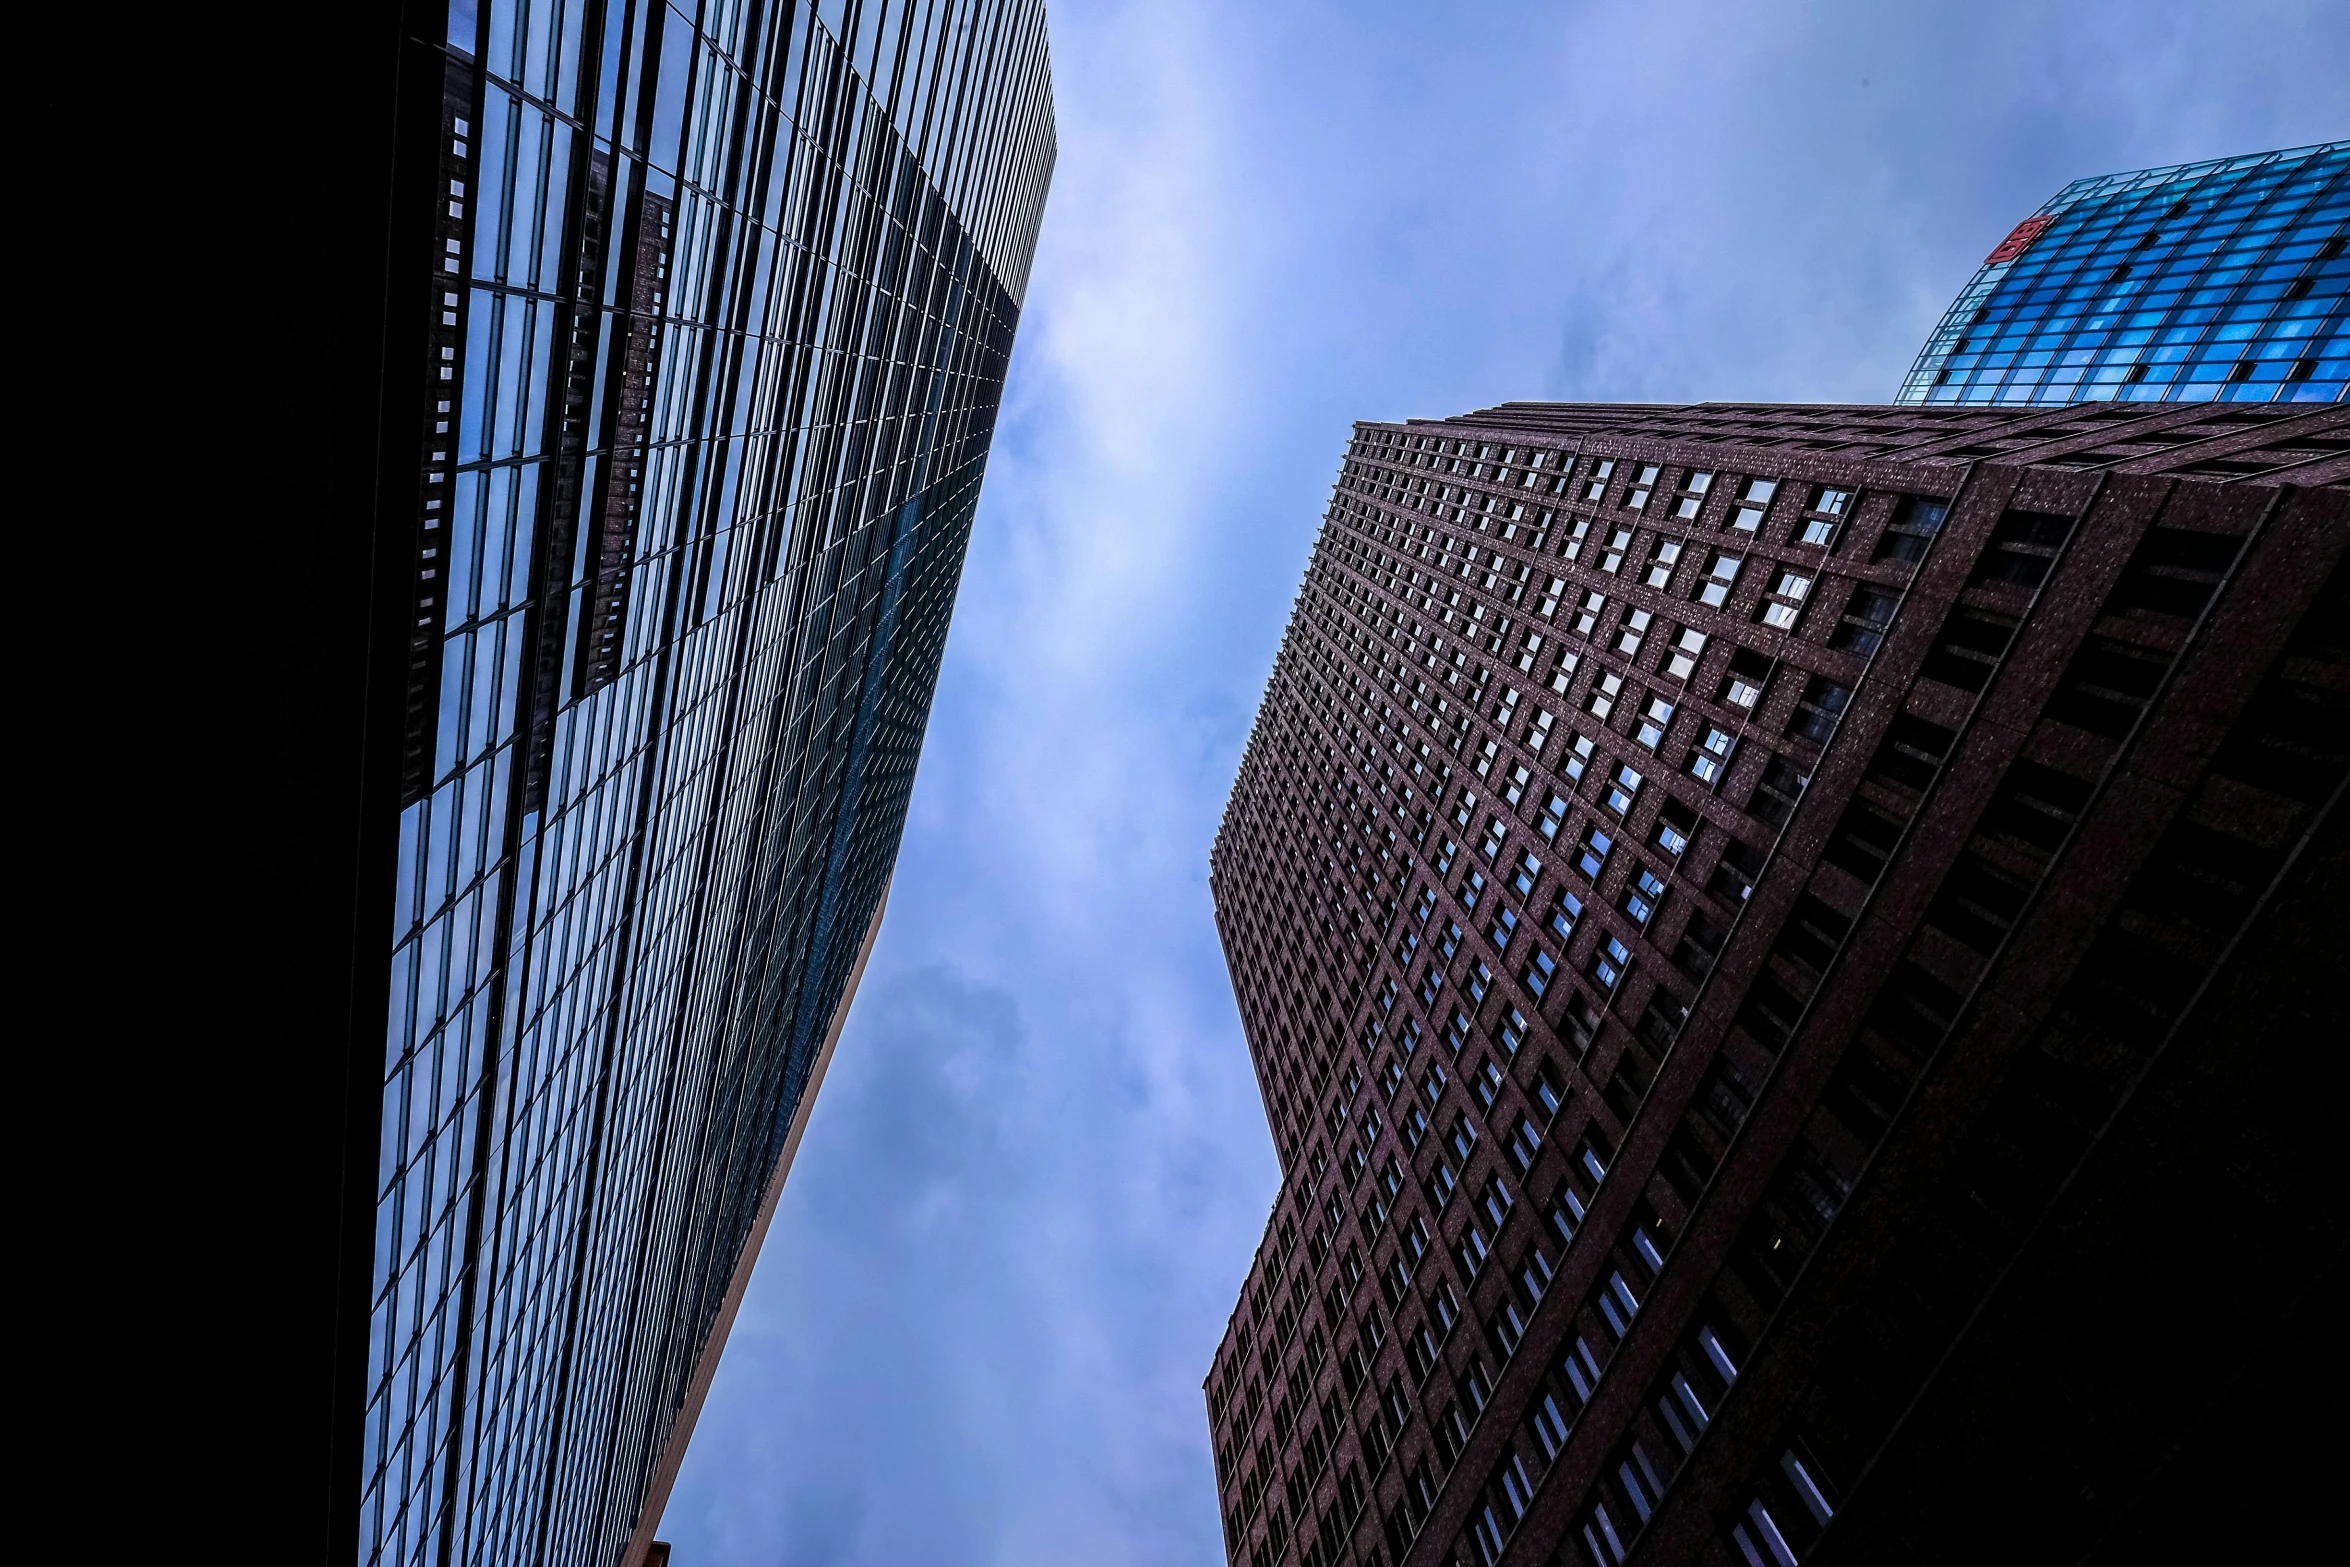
(1898, 142), (2347, 406)
(245, 4), (1054, 1565)
(1203, 402), (2345, 1567)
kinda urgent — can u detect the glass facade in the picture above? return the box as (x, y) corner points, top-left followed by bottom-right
(1897, 142), (2347, 405)
(361, 5), (1052, 1567)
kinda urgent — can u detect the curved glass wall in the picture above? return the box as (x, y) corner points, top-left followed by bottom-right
(1898, 142), (2346, 406)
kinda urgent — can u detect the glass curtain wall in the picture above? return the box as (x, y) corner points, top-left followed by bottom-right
(1898, 142), (2346, 406)
(362, 4), (1053, 1566)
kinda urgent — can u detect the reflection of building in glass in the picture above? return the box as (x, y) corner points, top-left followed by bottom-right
(1898, 142), (2347, 406)
(351, 6), (1054, 1567)
(1202, 401), (2345, 1567)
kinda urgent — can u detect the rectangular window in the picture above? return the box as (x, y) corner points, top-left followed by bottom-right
(1759, 567), (1813, 629)
(1637, 694), (1676, 752)
(1730, 476), (1778, 533)
(1699, 552), (1744, 607)
(1551, 887), (1584, 941)
(1785, 676), (1852, 744)
(1798, 486), (1852, 546)
(1646, 538), (1683, 588)
(1576, 826), (1614, 882)
(1829, 585), (1900, 655)
(1587, 670), (1625, 721)
(1672, 471), (1715, 520)
(1583, 459), (1616, 502)
(1592, 935), (1632, 992)
(1607, 763), (1644, 816)
(1664, 626), (1707, 681)
(1525, 947), (1557, 997)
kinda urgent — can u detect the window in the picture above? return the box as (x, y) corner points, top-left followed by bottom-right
(1587, 670), (1624, 720)
(1721, 647), (1772, 710)
(1490, 907), (1519, 950)
(1525, 948), (1557, 997)
(1636, 694), (1675, 752)
(1419, 965), (1445, 1007)
(1730, 477), (1777, 532)
(1624, 865), (1667, 926)
(1698, 552), (1744, 607)
(1552, 888), (1584, 941)
(1481, 1173), (1514, 1228)
(1797, 486), (1851, 546)
(1538, 791), (1571, 841)
(1563, 731), (1598, 783)
(1873, 495), (1949, 565)
(1758, 568), (1812, 629)
(1654, 796), (1699, 858)
(1600, 527), (1635, 574)
(1440, 921), (1464, 959)
(1748, 755), (1809, 828)
(1508, 1114), (1543, 1172)
(1526, 707), (1557, 753)
(1463, 869), (1488, 910)
(1467, 961), (1494, 1004)
(1548, 644), (1580, 694)
(1575, 826), (1613, 882)
(1512, 849), (1542, 897)
(1606, 763), (1644, 817)
(1415, 884), (1438, 923)
(1504, 762), (1532, 806)
(1709, 837), (1765, 904)
(1623, 464), (1661, 509)
(1428, 1159), (1458, 1209)
(1785, 676), (1851, 745)
(1828, 585), (1900, 655)
(1582, 459), (1616, 502)
(1499, 1006), (1528, 1056)
(1574, 591), (1606, 635)
(1531, 1065), (1564, 1119)
(1449, 1112), (1481, 1161)
(1592, 935), (1632, 991)
(1435, 837), (1459, 873)
(1420, 1060), (1448, 1106)
(1646, 538), (1683, 588)
(1480, 816), (1510, 859)
(1973, 509), (2073, 591)
(1473, 1055), (1506, 1108)
(1380, 1055), (1405, 1099)
(1617, 607), (1653, 656)
(1672, 471), (1715, 520)
(1663, 626), (1707, 681)
(1447, 1008), (1474, 1053)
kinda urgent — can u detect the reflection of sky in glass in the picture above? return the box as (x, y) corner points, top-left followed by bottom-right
(359, 4), (1053, 1567)
(1899, 142), (2347, 406)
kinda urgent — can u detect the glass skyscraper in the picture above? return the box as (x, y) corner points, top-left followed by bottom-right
(346, 4), (1053, 1566)
(1897, 141), (2346, 406)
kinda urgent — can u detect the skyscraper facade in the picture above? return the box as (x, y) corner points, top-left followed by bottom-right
(1897, 141), (2347, 406)
(1203, 402), (2345, 1567)
(343, 5), (1052, 1566)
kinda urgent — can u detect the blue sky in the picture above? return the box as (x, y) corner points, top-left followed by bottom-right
(662, 3), (2346, 1562)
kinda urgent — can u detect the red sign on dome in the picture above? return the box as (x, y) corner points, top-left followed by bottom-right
(1986, 214), (2055, 264)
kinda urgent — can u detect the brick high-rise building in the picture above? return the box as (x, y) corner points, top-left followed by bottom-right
(1203, 402), (2345, 1567)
